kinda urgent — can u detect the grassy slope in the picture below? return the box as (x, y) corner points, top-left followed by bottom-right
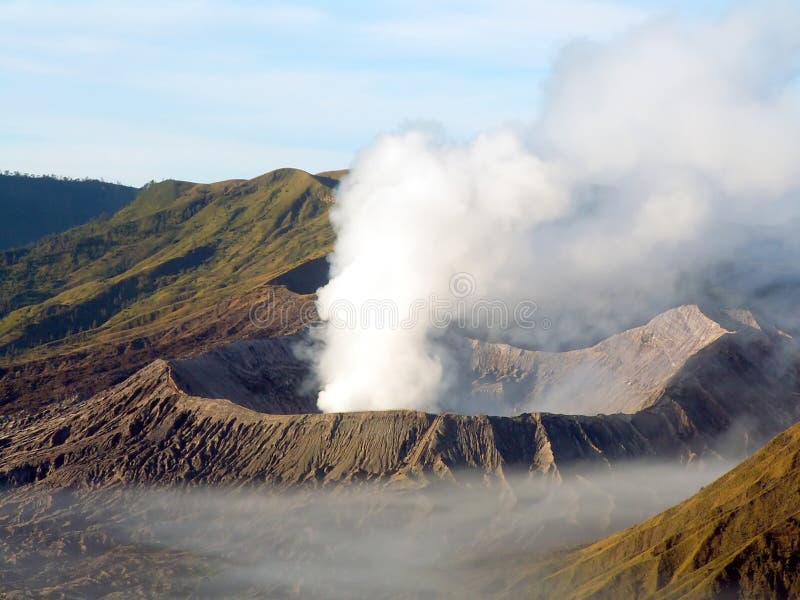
(507, 421), (800, 599)
(0, 174), (138, 249)
(0, 168), (338, 362)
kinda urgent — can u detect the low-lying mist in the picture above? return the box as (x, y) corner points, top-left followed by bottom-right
(313, 0), (800, 413)
(0, 461), (734, 598)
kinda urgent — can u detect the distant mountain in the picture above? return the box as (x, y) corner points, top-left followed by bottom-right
(0, 168), (340, 411)
(0, 173), (138, 249)
(508, 418), (800, 599)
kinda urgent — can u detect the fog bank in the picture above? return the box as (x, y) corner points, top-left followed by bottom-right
(0, 462), (733, 597)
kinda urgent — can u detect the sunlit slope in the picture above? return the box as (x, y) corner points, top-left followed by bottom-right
(509, 421), (800, 599)
(0, 168), (337, 360)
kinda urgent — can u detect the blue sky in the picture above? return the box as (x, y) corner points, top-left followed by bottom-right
(1, 0), (734, 185)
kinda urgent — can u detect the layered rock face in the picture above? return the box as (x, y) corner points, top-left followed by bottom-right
(1, 306), (798, 489)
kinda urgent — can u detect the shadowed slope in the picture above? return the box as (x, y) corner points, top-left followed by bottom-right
(169, 335), (318, 414)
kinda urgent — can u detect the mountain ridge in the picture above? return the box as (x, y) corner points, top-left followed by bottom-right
(2, 304), (798, 490)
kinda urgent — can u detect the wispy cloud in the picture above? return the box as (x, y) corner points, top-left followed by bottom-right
(0, 1), (326, 31)
(364, 0), (652, 66)
(0, 0), (734, 183)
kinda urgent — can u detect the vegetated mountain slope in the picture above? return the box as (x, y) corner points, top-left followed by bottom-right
(0, 168), (335, 357)
(1, 306), (798, 489)
(506, 419), (800, 599)
(0, 173), (138, 249)
(469, 305), (734, 415)
(0, 284), (314, 413)
(0, 168), (339, 410)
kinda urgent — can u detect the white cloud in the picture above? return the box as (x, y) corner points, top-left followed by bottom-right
(365, 0), (652, 66)
(0, 0), (741, 183)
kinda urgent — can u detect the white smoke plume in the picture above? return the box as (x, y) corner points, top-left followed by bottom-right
(315, 1), (800, 413)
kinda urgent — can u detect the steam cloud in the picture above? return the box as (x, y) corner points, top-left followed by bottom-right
(315, 1), (800, 413)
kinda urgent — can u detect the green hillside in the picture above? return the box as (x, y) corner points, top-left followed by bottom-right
(0, 173), (138, 249)
(0, 168), (339, 361)
(507, 421), (800, 599)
